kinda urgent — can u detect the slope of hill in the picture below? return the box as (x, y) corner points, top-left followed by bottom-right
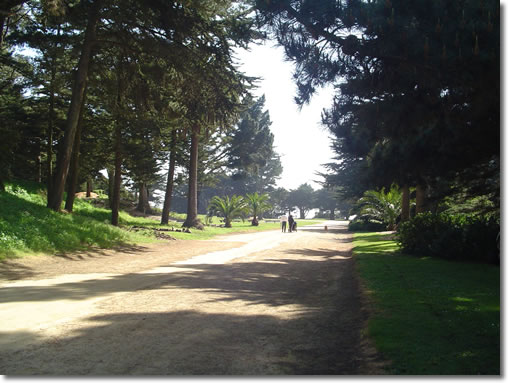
(0, 181), (149, 260)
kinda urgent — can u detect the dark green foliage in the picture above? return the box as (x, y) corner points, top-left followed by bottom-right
(351, 186), (402, 230)
(313, 187), (343, 220)
(266, 186), (289, 216)
(287, 183), (314, 218)
(397, 213), (499, 264)
(0, 0), (265, 227)
(227, 95), (282, 194)
(348, 219), (386, 232)
(256, 0), (500, 212)
(228, 95), (273, 173)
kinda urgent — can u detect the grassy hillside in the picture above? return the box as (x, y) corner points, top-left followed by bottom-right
(0, 181), (145, 259)
(0, 181), (321, 260)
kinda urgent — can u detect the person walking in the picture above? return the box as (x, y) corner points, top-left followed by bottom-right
(288, 214), (294, 233)
(279, 214), (288, 232)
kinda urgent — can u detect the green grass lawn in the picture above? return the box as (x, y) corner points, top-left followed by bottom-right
(0, 180), (323, 259)
(0, 182), (141, 259)
(353, 232), (500, 375)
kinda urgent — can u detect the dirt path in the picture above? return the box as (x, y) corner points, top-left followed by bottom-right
(0, 221), (384, 375)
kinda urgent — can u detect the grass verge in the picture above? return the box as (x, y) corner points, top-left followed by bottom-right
(353, 232), (500, 375)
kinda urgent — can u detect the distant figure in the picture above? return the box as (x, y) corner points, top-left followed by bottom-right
(279, 214), (288, 232)
(288, 214), (294, 233)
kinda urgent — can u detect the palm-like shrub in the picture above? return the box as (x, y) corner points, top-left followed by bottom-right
(354, 186), (402, 230)
(245, 192), (272, 226)
(208, 195), (248, 228)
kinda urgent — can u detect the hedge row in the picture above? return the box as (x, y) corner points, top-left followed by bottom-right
(397, 212), (499, 264)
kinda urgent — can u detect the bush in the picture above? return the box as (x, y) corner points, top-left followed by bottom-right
(397, 212), (499, 264)
(348, 219), (387, 232)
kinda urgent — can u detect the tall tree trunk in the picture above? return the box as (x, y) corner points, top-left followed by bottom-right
(86, 178), (92, 197)
(136, 182), (150, 214)
(47, 0), (102, 211)
(330, 208), (335, 220)
(65, 84), (87, 212)
(415, 184), (426, 214)
(65, 151), (80, 212)
(36, 154), (41, 183)
(0, 15), (5, 48)
(111, 123), (122, 226)
(107, 167), (114, 208)
(46, 25), (61, 202)
(64, 125), (82, 212)
(161, 130), (177, 225)
(401, 184), (410, 222)
(46, 95), (54, 198)
(183, 124), (203, 229)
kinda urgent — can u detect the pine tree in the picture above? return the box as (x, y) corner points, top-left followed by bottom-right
(256, 0), (500, 214)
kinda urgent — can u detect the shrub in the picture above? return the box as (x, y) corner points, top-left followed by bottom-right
(207, 195), (248, 228)
(352, 186), (402, 230)
(348, 219), (387, 232)
(397, 212), (499, 264)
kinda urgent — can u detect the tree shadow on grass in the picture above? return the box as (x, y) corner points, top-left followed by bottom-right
(353, 232), (395, 243)
(353, 242), (399, 255)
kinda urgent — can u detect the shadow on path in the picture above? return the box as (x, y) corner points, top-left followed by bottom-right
(0, 308), (378, 375)
(0, 225), (387, 375)
(0, 246), (384, 374)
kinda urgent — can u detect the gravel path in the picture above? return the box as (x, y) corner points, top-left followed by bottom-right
(0, 221), (385, 375)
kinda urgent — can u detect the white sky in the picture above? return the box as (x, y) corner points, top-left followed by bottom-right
(235, 42), (336, 191)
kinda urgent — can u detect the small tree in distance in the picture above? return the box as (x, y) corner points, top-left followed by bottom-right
(314, 188), (339, 220)
(208, 195), (248, 228)
(245, 192), (271, 226)
(287, 183), (315, 219)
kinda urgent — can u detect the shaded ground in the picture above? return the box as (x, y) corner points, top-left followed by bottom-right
(0, 222), (385, 375)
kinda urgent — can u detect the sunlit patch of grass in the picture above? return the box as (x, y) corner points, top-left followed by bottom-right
(353, 232), (500, 375)
(120, 217), (324, 240)
(0, 181), (137, 260)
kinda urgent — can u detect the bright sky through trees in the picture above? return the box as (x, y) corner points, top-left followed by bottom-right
(235, 42), (335, 190)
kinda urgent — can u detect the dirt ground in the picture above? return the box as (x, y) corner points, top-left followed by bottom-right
(0, 222), (386, 375)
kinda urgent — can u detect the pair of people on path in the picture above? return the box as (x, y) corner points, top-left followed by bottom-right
(279, 214), (296, 233)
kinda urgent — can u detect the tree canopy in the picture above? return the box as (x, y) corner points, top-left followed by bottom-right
(0, 0), (274, 228)
(256, 0), (500, 217)
(0, 0), (499, 231)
